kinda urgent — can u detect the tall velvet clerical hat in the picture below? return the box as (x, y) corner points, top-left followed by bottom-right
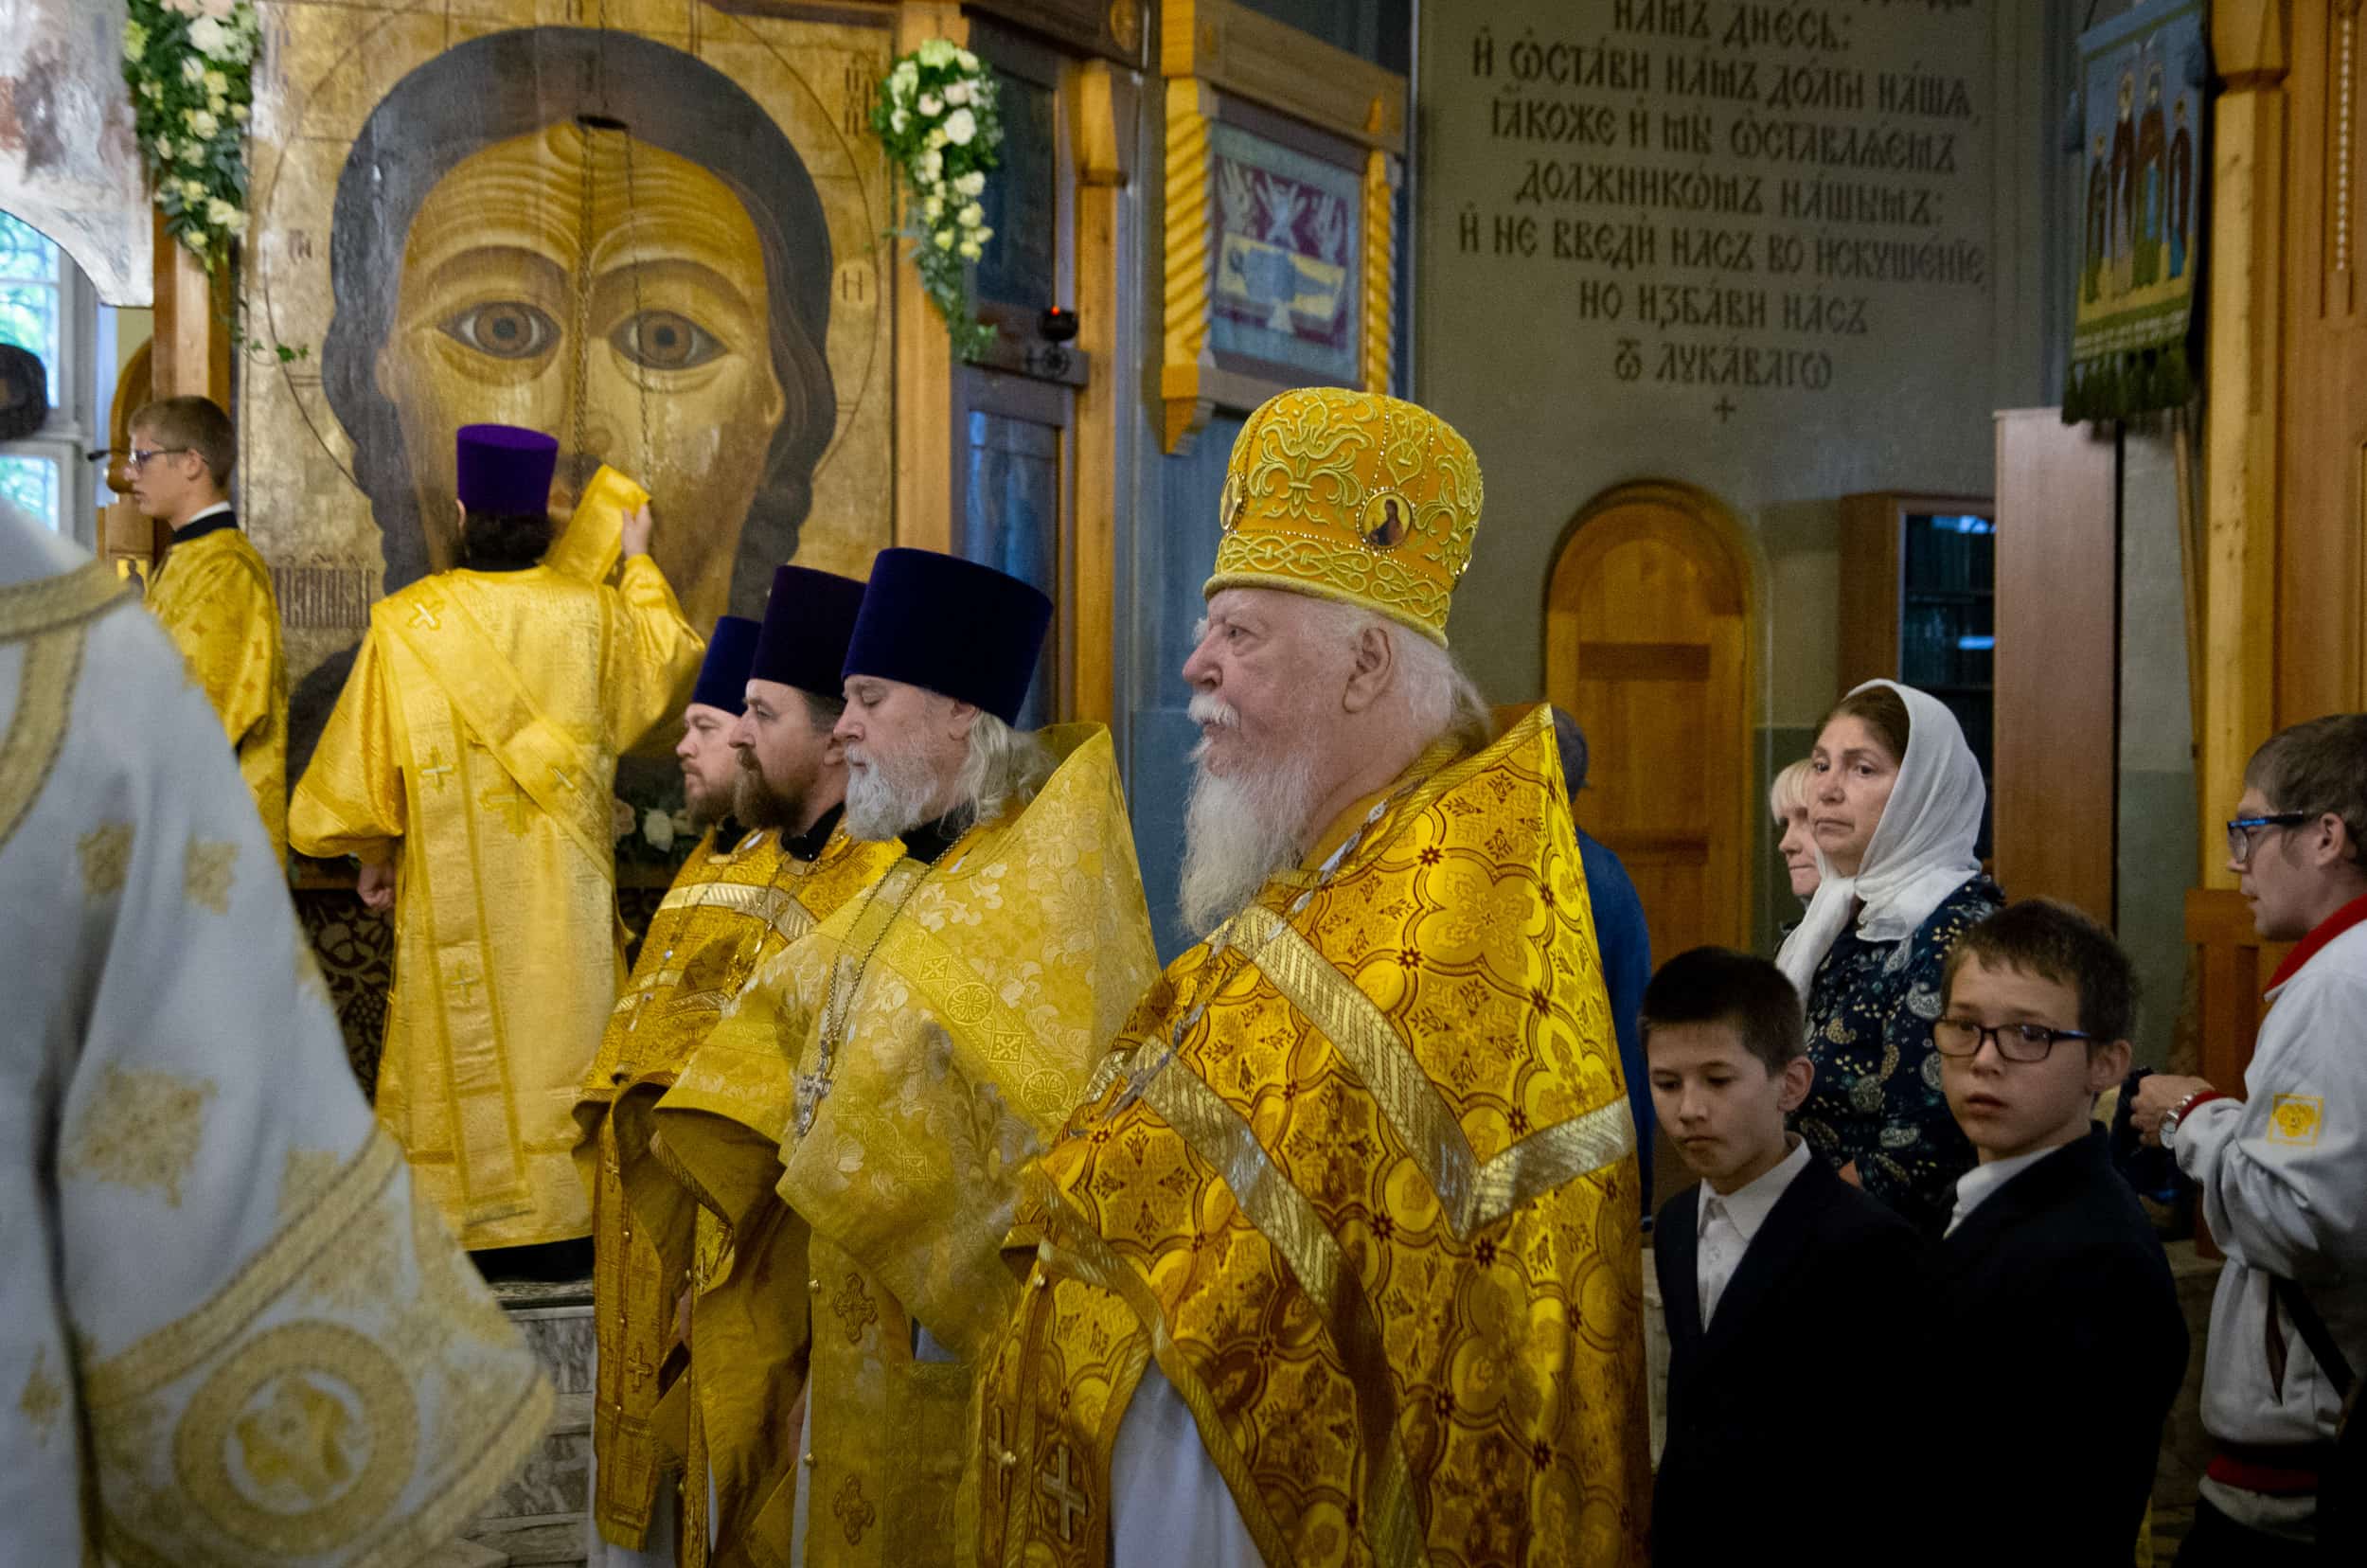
(688, 615), (761, 716)
(750, 565), (867, 698)
(840, 548), (1051, 725)
(455, 423), (560, 515)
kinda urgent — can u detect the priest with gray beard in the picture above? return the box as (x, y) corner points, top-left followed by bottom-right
(651, 548), (1155, 1565)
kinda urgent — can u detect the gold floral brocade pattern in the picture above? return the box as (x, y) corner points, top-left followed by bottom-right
(979, 706), (1650, 1568)
(81, 1131), (550, 1568)
(1207, 388), (1484, 646)
(64, 1066), (217, 1208)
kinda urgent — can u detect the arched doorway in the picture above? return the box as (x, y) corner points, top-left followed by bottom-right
(1545, 482), (1756, 963)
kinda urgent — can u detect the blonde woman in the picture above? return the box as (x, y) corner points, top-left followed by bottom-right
(1771, 757), (1820, 906)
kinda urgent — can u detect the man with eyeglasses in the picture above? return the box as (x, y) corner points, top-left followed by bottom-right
(2133, 714), (2367, 1563)
(129, 395), (287, 863)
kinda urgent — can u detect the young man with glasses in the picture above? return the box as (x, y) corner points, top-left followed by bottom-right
(1933, 899), (2188, 1567)
(2133, 713), (2367, 1562)
(128, 395), (287, 862)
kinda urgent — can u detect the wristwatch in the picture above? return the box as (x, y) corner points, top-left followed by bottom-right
(2160, 1088), (2221, 1147)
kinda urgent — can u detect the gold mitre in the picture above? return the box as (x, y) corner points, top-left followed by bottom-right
(1204, 386), (1483, 646)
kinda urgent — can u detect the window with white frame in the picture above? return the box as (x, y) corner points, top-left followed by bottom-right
(0, 210), (100, 543)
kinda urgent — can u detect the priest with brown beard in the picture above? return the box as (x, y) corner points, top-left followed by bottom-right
(578, 571), (900, 1564)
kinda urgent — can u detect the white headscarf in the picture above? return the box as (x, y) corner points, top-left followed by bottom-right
(1774, 680), (1986, 997)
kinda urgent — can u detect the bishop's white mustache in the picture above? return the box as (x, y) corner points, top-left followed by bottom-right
(1187, 693), (1240, 730)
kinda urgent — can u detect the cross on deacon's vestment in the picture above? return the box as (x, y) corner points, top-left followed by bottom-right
(480, 780), (534, 834)
(409, 600), (442, 631)
(1039, 1442), (1090, 1543)
(418, 749), (454, 790)
(448, 964), (482, 1007)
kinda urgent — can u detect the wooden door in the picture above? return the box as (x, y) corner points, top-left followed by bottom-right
(1546, 487), (1753, 963)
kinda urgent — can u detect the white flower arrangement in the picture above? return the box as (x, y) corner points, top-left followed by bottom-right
(870, 39), (1003, 359)
(121, 0), (259, 270)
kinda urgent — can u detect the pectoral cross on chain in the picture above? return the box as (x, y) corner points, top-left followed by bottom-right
(988, 1408), (1016, 1504)
(1038, 1442), (1090, 1544)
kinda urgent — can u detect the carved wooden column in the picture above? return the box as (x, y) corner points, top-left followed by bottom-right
(892, 1), (968, 555)
(1070, 61), (1132, 722)
(2198, 0), (2288, 888)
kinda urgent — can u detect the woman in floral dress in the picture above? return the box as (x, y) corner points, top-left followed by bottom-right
(1775, 680), (2002, 1236)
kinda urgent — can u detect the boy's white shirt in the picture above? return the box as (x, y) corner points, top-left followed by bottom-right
(2173, 916), (2367, 1530)
(1697, 1134), (1813, 1327)
(1944, 1144), (2056, 1237)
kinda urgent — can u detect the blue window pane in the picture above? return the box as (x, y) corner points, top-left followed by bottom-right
(0, 454), (61, 530)
(0, 214), (60, 406)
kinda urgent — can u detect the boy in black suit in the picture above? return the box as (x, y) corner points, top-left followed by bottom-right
(1646, 947), (1931, 1565)
(1935, 900), (2190, 1565)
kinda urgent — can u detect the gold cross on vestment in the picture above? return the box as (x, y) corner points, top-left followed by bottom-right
(1038, 1442), (1090, 1543)
(480, 780), (534, 834)
(448, 964), (482, 1007)
(418, 749), (454, 790)
(625, 1350), (654, 1390)
(550, 766), (578, 793)
(409, 601), (442, 632)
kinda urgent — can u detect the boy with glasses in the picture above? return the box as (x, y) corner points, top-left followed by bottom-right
(2134, 714), (2367, 1561)
(1935, 900), (2188, 1565)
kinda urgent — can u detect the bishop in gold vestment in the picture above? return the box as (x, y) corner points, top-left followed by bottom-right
(292, 425), (703, 1252)
(653, 550), (1158, 1567)
(580, 577), (899, 1560)
(972, 391), (1651, 1567)
(131, 397), (288, 862)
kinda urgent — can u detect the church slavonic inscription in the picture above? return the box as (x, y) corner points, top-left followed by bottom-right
(1449, 0), (1990, 420)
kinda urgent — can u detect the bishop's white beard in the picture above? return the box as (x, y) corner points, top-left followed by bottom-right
(1177, 696), (1317, 938)
(843, 737), (947, 843)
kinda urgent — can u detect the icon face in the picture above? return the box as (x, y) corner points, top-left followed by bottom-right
(1219, 472), (1245, 533)
(1361, 493), (1410, 549)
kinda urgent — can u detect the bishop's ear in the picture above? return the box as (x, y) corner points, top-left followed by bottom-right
(1340, 618), (1396, 715)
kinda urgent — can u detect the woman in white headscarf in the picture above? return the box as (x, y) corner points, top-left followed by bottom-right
(1776, 680), (2002, 1235)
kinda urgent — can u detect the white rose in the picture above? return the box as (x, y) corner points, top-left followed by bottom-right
(975, 226), (994, 245)
(182, 56), (206, 83)
(957, 239), (982, 260)
(944, 108), (977, 146)
(917, 149), (942, 182)
(205, 69), (229, 95)
(230, 103), (248, 124)
(180, 178), (206, 202)
(670, 808), (696, 837)
(917, 38), (956, 67)
(893, 60), (919, 85)
(923, 195), (944, 221)
(642, 808), (675, 853)
(943, 81), (969, 106)
(934, 229), (955, 251)
(152, 135), (172, 160)
(189, 110), (221, 139)
(187, 16), (231, 58)
(205, 197), (240, 227)
(164, 0), (202, 16)
(956, 48), (979, 70)
(926, 128), (946, 150)
(955, 170), (987, 197)
(958, 202), (983, 228)
(917, 92), (942, 116)
(889, 107), (909, 134)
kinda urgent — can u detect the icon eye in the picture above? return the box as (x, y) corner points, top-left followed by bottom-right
(610, 309), (724, 371)
(437, 300), (561, 361)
